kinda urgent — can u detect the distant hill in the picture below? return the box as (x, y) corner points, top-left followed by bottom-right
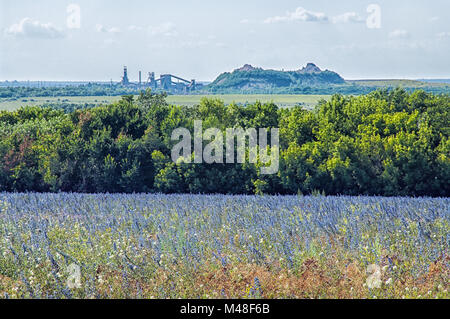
(208, 63), (345, 92)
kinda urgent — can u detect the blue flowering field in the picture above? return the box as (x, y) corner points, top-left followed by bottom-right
(0, 193), (448, 299)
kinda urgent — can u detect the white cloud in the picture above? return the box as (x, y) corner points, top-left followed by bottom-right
(108, 27), (121, 34)
(128, 25), (143, 31)
(179, 40), (208, 49)
(240, 19), (250, 24)
(4, 18), (65, 39)
(389, 29), (410, 39)
(95, 24), (121, 34)
(436, 32), (450, 39)
(332, 12), (364, 24)
(187, 32), (200, 38)
(95, 24), (105, 32)
(430, 17), (439, 22)
(264, 7), (328, 24)
(148, 22), (178, 37)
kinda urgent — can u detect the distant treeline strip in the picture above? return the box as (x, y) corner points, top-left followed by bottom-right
(0, 88), (448, 196)
(1, 82), (449, 98)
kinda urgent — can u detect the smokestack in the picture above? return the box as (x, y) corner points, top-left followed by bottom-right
(139, 71), (142, 85)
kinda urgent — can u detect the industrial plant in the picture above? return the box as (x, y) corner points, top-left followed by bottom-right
(120, 66), (201, 93)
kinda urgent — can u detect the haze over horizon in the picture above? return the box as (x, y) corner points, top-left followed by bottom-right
(1, 0), (449, 82)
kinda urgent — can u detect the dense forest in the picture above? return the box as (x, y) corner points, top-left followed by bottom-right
(0, 84), (140, 98)
(0, 88), (448, 196)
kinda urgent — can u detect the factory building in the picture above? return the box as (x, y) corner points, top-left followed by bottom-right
(120, 66), (201, 93)
(121, 66), (130, 86)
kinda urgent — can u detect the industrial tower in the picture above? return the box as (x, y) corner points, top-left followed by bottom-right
(121, 66), (129, 85)
(119, 66), (199, 92)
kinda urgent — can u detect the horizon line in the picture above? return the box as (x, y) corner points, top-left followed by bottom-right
(1, 77), (450, 83)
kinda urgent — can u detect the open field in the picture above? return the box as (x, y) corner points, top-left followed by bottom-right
(0, 94), (331, 111)
(170, 94), (330, 108)
(0, 193), (448, 299)
(348, 79), (450, 88)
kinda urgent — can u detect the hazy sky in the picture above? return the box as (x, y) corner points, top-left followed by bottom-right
(0, 0), (449, 81)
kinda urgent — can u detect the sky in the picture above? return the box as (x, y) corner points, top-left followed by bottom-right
(0, 0), (449, 81)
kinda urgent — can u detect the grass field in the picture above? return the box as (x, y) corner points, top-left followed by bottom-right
(168, 94), (330, 108)
(0, 94), (331, 111)
(348, 79), (450, 88)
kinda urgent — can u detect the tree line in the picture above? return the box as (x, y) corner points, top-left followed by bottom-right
(2, 82), (449, 99)
(0, 88), (448, 196)
(0, 84), (141, 99)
